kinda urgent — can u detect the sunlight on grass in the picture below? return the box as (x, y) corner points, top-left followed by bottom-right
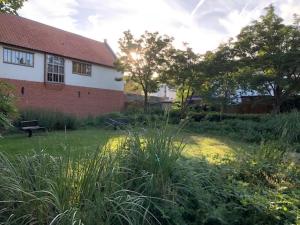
(1, 128), (252, 166)
(183, 135), (236, 164)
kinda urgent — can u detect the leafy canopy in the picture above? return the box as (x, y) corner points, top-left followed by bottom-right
(115, 30), (173, 110)
(0, 0), (27, 15)
(234, 5), (300, 112)
(160, 45), (202, 114)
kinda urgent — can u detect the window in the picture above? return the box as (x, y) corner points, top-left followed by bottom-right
(72, 61), (92, 76)
(3, 48), (34, 67)
(46, 55), (64, 83)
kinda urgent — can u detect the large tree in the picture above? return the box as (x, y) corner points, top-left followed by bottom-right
(160, 45), (202, 116)
(235, 5), (300, 113)
(115, 31), (173, 111)
(201, 41), (240, 115)
(0, 0), (27, 15)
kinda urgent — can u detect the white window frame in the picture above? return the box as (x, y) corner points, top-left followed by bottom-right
(46, 54), (65, 83)
(3, 47), (34, 67)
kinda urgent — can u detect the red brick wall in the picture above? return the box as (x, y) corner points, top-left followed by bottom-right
(1, 78), (125, 117)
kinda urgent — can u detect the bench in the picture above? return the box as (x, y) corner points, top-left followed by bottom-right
(20, 120), (46, 137)
(104, 118), (129, 130)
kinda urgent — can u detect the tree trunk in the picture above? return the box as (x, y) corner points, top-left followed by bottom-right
(181, 90), (194, 119)
(272, 85), (282, 114)
(143, 90), (148, 113)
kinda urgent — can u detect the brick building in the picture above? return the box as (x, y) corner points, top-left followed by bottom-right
(0, 13), (124, 117)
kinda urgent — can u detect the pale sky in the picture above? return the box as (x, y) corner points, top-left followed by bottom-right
(19, 0), (300, 54)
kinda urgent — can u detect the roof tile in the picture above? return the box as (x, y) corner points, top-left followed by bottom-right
(0, 13), (115, 67)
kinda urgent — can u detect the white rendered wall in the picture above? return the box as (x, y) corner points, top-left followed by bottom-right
(0, 44), (45, 82)
(0, 44), (124, 91)
(65, 59), (123, 91)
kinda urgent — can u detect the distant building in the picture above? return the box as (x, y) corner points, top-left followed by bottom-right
(150, 84), (176, 101)
(0, 13), (124, 117)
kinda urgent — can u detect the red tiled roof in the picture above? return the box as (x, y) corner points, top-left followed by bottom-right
(0, 13), (116, 67)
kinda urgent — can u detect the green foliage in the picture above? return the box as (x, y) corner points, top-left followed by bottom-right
(0, 0), (27, 14)
(0, 81), (18, 131)
(20, 108), (79, 130)
(115, 30), (173, 111)
(189, 111), (300, 149)
(0, 123), (184, 225)
(201, 41), (240, 113)
(0, 122), (299, 224)
(160, 45), (202, 115)
(234, 5), (300, 113)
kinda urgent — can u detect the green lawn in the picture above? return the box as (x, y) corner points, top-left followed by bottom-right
(0, 128), (122, 156)
(0, 127), (254, 162)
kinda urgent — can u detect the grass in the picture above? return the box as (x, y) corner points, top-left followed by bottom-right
(0, 127), (250, 163)
(0, 128), (122, 156)
(0, 125), (299, 225)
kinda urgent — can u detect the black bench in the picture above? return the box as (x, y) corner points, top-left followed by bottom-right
(20, 120), (46, 137)
(104, 118), (129, 130)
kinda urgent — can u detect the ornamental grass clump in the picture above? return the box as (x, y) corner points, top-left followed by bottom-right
(0, 123), (185, 225)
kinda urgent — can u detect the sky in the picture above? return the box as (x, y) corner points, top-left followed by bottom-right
(19, 0), (300, 54)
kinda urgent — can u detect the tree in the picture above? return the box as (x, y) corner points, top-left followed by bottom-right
(0, 0), (27, 15)
(160, 45), (202, 116)
(234, 5), (300, 113)
(0, 81), (18, 135)
(201, 41), (240, 115)
(115, 31), (173, 111)
(123, 75), (143, 94)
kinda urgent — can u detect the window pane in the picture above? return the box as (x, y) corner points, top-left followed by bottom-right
(48, 65), (53, 73)
(59, 66), (64, 74)
(82, 64), (86, 74)
(4, 49), (8, 62)
(47, 73), (53, 81)
(7, 49), (11, 63)
(11, 51), (15, 63)
(20, 52), (25, 64)
(30, 54), (33, 65)
(54, 65), (58, 73)
(59, 75), (64, 82)
(87, 65), (91, 75)
(47, 55), (53, 63)
(75, 63), (80, 73)
(53, 74), (58, 82)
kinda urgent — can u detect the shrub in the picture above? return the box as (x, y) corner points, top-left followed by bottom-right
(189, 111), (300, 146)
(19, 108), (80, 130)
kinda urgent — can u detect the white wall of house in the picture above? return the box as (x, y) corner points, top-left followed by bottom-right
(0, 44), (123, 91)
(65, 59), (123, 91)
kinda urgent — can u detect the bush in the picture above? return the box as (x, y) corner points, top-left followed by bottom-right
(189, 111), (300, 147)
(19, 108), (80, 130)
(188, 111), (263, 122)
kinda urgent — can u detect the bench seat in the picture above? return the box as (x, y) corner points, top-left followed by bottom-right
(20, 120), (47, 137)
(21, 126), (44, 130)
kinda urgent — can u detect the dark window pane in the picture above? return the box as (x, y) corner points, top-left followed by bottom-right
(87, 65), (91, 75)
(47, 73), (53, 81)
(53, 74), (58, 82)
(59, 66), (64, 74)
